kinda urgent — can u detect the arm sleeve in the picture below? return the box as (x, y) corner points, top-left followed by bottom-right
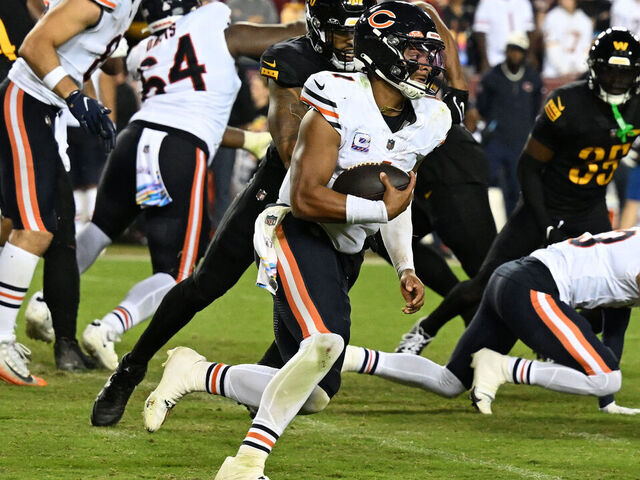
(517, 151), (552, 230)
(380, 205), (414, 276)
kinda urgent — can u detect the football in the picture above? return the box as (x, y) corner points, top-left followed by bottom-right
(332, 163), (411, 201)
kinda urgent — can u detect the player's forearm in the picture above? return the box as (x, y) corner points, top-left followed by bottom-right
(226, 21), (306, 59)
(290, 184), (349, 223)
(380, 206), (414, 277)
(517, 152), (552, 229)
(267, 83), (306, 168)
(19, 0), (102, 98)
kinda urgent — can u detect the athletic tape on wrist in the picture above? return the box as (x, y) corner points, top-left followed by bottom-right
(42, 66), (69, 91)
(345, 195), (388, 224)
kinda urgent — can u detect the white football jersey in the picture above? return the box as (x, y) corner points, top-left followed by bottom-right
(472, 0), (535, 67)
(9, 0), (140, 108)
(278, 71), (452, 254)
(611, 0), (640, 37)
(531, 229), (640, 309)
(128, 2), (241, 161)
(542, 7), (592, 78)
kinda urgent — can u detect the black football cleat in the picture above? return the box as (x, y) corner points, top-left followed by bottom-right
(91, 353), (147, 427)
(55, 337), (98, 371)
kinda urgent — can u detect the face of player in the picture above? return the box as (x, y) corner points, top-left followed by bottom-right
(331, 29), (355, 63)
(404, 43), (443, 85)
(598, 65), (640, 95)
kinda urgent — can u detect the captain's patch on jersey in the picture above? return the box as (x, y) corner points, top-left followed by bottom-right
(544, 96), (565, 122)
(351, 132), (371, 152)
(261, 67), (279, 80)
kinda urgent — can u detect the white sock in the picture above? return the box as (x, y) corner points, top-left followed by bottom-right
(76, 222), (112, 273)
(73, 190), (86, 230)
(0, 243), (40, 341)
(514, 357), (622, 396)
(85, 187), (97, 221)
(240, 333), (344, 458)
(343, 345), (465, 398)
(101, 273), (176, 335)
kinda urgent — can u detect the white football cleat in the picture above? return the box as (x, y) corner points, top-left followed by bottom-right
(143, 347), (207, 432)
(470, 348), (510, 415)
(24, 291), (54, 343)
(599, 401), (640, 415)
(0, 340), (46, 386)
(82, 320), (120, 370)
(214, 454), (269, 480)
(395, 319), (433, 355)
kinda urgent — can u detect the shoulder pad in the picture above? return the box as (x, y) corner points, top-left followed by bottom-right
(300, 71), (343, 131)
(260, 37), (329, 88)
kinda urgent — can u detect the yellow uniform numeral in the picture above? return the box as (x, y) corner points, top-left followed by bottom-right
(0, 19), (17, 62)
(568, 144), (631, 186)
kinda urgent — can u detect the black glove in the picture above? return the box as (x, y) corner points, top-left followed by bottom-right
(545, 222), (569, 246)
(65, 90), (116, 152)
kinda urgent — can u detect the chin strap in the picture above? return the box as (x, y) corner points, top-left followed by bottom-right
(611, 104), (635, 143)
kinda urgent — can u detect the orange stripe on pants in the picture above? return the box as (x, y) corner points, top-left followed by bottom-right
(275, 223), (330, 338)
(177, 148), (205, 281)
(530, 291), (611, 375)
(4, 82), (45, 231)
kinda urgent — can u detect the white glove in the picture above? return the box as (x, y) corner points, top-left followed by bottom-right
(242, 131), (272, 159)
(599, 401), (640, 415)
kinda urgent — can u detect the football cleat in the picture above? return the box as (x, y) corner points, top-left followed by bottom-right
(55, 337), (98, 371)
(470, 348), (510, 415)
(144, 347), (207, 432)
(24, 291), (54, 343)
(82, 320), (120, 370)
(0, 340), (46, 386)
(91, 353), (147, 426)
(214, 454), (269, 480)
(395, 319), (433, 355)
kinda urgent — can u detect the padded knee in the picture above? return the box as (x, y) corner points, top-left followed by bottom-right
(300, 333), (345, 371)
(589, 370), (622, 397)
(300, 387), (331, 414)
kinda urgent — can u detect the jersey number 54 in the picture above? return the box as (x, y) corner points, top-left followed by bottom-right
(139, 34), (206, 101)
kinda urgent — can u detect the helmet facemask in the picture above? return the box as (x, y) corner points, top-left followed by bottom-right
(361, 32), (445, 99)
(307, 11), (359, 71)
(589, 63), (640, 105)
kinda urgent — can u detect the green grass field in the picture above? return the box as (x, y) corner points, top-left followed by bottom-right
(1, 246), (639, 480)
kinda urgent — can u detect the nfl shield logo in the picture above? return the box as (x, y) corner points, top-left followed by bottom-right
(265, 215), (277, 226)
(386, 139), (395, 150)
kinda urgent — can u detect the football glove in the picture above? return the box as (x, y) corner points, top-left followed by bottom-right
(65, 90), (117, 152)
(599, 401), (640, 415)
(545, 221), (569, 246)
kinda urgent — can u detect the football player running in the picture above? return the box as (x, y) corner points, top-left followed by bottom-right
(47, 0), (303, 371)
(343, 228), (640, 415)
(143, 3), (450, 478)
(90, 0), (376, 427)
(394, 28), (640, 414)
(0, 0), (136, 386)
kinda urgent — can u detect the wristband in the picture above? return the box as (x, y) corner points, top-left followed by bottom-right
(345, 194), (388, 224)
(42, 66), (68, 91)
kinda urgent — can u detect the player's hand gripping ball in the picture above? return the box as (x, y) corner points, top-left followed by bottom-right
(332, 163), (411, 200)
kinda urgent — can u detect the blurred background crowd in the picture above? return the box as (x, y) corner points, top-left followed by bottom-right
(9, 0), (639, 249)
